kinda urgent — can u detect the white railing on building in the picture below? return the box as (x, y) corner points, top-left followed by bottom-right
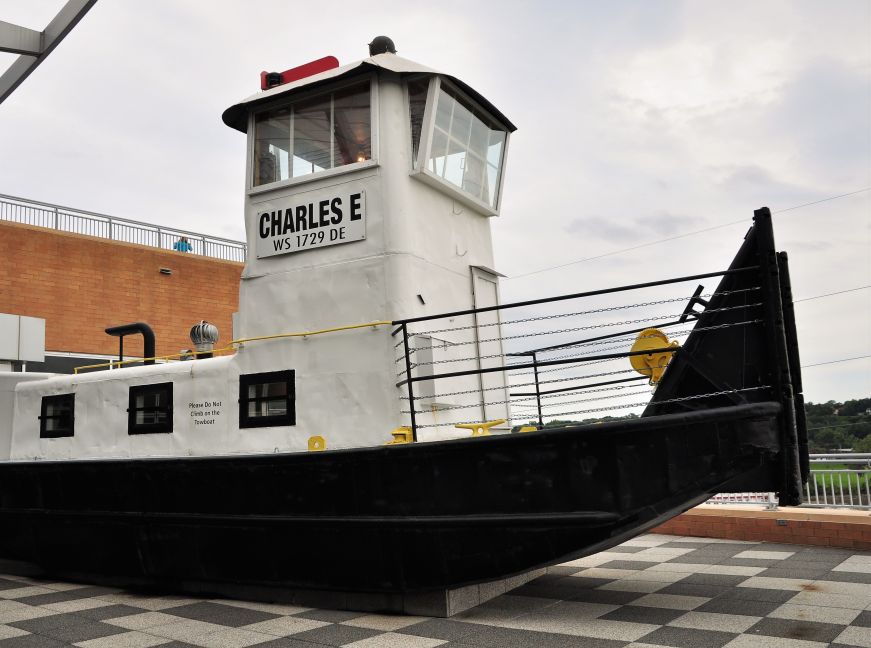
(709, 454), (871, 510)
(0, 194), (247, 263)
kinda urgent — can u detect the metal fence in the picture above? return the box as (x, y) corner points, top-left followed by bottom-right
(0, 194), (247, 262)
(710, 454), (871, 510)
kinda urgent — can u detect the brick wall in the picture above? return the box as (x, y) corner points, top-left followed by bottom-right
(652, 505), (871, 551)
(0, 221), (243, 358)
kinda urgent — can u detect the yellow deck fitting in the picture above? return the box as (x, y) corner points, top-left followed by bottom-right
(518, 426), (538, 433)
(385, 426), (414, 445)
(630, 327), (680, 385)
(307, 435), (327, 451)
(455, 419), (507, 437)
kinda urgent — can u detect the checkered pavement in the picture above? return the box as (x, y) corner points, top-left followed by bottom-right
(0, 534), (869, 647)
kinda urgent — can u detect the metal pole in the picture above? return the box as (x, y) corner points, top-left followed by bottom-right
(401, 323), (418, 441)
(532, 351), (543, 428)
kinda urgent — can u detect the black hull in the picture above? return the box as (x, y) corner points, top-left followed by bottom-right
(0, 402), (783, 595)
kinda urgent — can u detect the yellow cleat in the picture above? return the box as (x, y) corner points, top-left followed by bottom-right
(455, 419), (507, 437)
(385, 426), (414, 445)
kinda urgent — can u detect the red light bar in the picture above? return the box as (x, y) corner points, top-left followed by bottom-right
(260, 56), (340, 91)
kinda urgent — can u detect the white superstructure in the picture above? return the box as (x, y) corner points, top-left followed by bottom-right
(1, 43), (516, 460)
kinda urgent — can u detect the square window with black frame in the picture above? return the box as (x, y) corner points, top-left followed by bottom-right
(39, 393), (75, 438)
(239, 370), (295, 428)
(128, 382), (173, 434)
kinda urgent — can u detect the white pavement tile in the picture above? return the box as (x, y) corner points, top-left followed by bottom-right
(453, 607), (522, 626)
(723, 634), (828, 648)
(537, 600), (619, 619)
(141, 619), (227, 643)
(208, 599), (311, 615)
(97, 593), (195, 610)
(0, 625), (29, 640)
(834, 625), (871, 648)
(74, 631), (171, 648)
(665, 537), (758, 545)
(503, 614), (659, 641)
(700, 565), (766, 576)
(738, 576), (814, 591)
(42, 597), (117, 613)
(561, 551), (646, 567)
(620, 535), (675, 547)
(243, 616), (331, 637)
(646, 562), (710, 574)
(343, 614), (429, 631)
(834, 557), (871, 574)
(623, 570), (690, 584)
(572, 568), (639, 580)
(668, 610), (761, 633)
(790, 590), (870, 610)
(0, 604), (58, 624)
(40, 582), (93, 592)
(0, 585), (56, 599)
(106, 612), (186, 630)
(733, 550), (795, 560)
(631, 593), (709, 610)
(812, 580), (871, 597)
(598, 579), (670, 593)
(344, 633), (448, 648)
(188, 627), (277, 648)
(769, 602), (861, 625)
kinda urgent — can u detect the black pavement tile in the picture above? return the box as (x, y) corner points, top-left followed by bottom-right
(167, 600), (281, 627)
(599, 604), (685, 625)
(718, 558), (782, 567)
(478, 594), (557, 613)
(659, 541), (713, 548)
(290, 623), (381, 646)
(400, 618), (482, 641)
(609, 544), (648, 553)
(696, 596), (785, 617)
(636, 625), (737, 648)
(746, 616), (847, 643)
(512, 576), (611, 599)
(455, 626), (625, 648)
(0, 578), (28, 592)
(0, 636), (68, 648)
(232, 640), (315, 648)
(14, 585), (117, 607)
(718, 587), (796, 604)
(679, 573), (747, 588)
(294, 608), (367, 623)
(545, 565), (581, 576)
(853, 610), (871, 627)
(599, 560), (658, 570)
(31, 620), (124, 644)
(757, 566), (832, 579)
(73, 603), (146, 621)
(657, 582), (730, 598)
(9, 612), (89, 634)
(822, 570), (871, 584)
(569, 588), (644, 605)
(667, 553), (731, 564)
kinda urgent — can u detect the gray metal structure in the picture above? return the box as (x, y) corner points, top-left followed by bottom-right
(0, 0), (97, 104)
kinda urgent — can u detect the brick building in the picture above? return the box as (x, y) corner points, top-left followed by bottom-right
(0, 217), (243, 373)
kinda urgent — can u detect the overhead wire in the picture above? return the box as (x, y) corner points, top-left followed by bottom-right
(505, 187), (871, 281)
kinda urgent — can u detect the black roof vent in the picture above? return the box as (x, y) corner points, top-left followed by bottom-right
(368, 36), (396, 56)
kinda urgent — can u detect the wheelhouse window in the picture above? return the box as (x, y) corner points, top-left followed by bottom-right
(239, 370), (296, 428)
(39, 393), (75, 438)
(411, 78), (508, 210)
(128, 382), (173, 435)
(253, 80), (372, 186)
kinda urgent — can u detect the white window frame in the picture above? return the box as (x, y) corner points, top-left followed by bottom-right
(247, 74), (380, 196)
(409, 76), (511, 216)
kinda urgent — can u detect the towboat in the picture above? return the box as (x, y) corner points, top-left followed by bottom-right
(0, 37), (807, 613)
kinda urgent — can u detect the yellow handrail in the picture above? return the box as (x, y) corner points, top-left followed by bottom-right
(73, 320), (391, 374)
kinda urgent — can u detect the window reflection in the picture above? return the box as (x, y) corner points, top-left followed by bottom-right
(424, 84), (507, 209)
(253, 81), (371, 187)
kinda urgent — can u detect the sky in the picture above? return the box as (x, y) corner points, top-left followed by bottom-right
(1, 0), (869, 403)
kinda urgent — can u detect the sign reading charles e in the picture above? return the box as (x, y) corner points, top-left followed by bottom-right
(255, 189), (366, 258)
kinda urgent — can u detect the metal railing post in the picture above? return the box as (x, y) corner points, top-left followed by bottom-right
(401, 323), (418, 441)
(532, 351), (543, 428)
(53, 206), (58, 230)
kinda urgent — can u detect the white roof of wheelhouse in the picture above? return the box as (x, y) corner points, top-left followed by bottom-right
(221, 52), (516, 133)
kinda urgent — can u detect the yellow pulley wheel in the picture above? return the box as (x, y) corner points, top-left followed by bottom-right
(630, 328), (679, 385)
